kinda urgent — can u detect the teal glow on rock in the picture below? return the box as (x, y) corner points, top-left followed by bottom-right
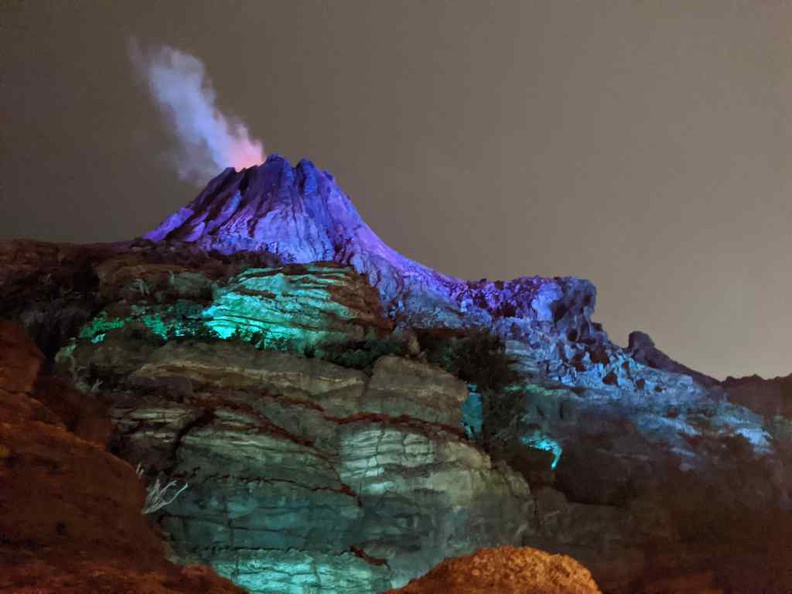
(520, 434), (563, 469)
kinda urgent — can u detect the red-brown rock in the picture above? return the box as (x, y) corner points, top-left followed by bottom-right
(0, 322), (246, 593)
(387, 546), (601, 594)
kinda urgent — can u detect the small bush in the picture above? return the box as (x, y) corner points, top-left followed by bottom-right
(318, 338), (406, 372)
(418, 328), (518, 393)
(135, 464), (189, 514)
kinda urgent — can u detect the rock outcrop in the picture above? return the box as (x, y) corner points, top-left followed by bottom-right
(388, 545), (602, 594)
(86, 337), (532, 592)
(627, 330), (718, 387)
(204, 264), (392, 350)
(142, 155), (730, 403)
(1, 153), (789, 593)
(143, 156), (605, 365)
(0, 322), (244, 594)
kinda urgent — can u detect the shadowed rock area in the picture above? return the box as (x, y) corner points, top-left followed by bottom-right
(1, 154), (790, 593)
(0, 322), (245, 594)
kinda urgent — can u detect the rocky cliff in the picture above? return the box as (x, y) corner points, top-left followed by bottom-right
(1, 153), (790, 593)
(0, 322), (245, 594)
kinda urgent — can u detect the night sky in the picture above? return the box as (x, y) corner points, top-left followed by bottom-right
(2, 1), (790, 380)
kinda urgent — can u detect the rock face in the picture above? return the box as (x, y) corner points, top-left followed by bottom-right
(91, 338), (532, 593)
(144, 156), (602, 351)
(142, 155), (725, 402)
(85, 341), (531, 592)
(204, 264), (392, 350)
(388, 545), (602, 594)
(0, 323), (244, 594)
(1, 153), (789, 593)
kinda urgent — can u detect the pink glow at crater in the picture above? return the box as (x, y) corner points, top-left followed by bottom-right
(129, 39), (265, 184)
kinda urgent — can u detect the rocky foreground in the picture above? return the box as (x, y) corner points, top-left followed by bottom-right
(1, 154), (790, 593)
(389, 546), (602, 594)
(0, 322), (245, 593)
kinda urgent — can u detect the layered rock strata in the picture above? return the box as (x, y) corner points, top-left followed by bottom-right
(0, 153), (789, 593)
(89, 338), (533, 592)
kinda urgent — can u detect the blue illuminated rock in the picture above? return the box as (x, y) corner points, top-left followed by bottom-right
(143, 154), (721, 403)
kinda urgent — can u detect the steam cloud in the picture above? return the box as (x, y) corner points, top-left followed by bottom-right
(128, 39), (264, 184)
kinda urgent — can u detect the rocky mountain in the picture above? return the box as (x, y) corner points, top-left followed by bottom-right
(1, 153), (790, 593)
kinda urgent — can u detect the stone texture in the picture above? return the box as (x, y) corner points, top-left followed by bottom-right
(204, 264), (392, 350)
(0, 323), (242, 594)
(0, 320), (44, 393)
(364, 355), (468, 427)
(388, 545), (602, 594)
(75, 336), (533, 592)
(129, 340), (368, 415)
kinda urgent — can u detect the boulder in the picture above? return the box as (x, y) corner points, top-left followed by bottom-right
(387, 545), (601, 594)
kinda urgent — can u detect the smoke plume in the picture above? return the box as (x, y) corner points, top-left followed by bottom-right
(128, 39), (264, 184)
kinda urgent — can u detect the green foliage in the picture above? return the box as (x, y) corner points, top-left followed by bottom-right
(417, 328), (518, 393)
(225, 327), (266, 348)
(318, 338), (406, 373)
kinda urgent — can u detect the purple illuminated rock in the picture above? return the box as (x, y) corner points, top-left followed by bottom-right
(145, 154), (598, 339)
(143, 154), (725, 403)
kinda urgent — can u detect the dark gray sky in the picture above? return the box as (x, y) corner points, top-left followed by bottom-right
(2, 1), (790, 379)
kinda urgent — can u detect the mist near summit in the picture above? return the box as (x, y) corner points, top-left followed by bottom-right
(127, 39), (264, 185)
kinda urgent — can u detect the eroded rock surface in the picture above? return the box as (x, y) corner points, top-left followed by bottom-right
(1, 153), (789, 593)
(0, 323), (244, 594)
(84, 337), (532, 592)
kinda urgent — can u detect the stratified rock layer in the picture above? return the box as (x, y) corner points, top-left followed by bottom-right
(0, 153), (789, 593)
(204, 264), (391, 350)
(100, 338), (532, 592)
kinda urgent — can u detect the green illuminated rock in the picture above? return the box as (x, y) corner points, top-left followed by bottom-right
(205, 265), (391, 351)
(78, 336), (532, 593)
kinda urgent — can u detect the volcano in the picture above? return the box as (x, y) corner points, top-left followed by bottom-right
(145, 154), (596, 326)
(144, 154), (708, 396)
(1, 154), (787, 594)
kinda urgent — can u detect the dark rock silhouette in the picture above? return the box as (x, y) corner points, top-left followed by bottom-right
(627, 330), (718, 387)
